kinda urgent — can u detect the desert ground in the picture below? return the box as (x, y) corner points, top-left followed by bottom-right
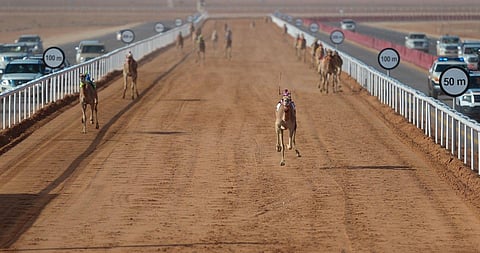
(1, 1), (480, 252)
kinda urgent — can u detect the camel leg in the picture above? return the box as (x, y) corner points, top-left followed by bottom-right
(81, 104), (87, 134)
(276, 126), (282, 152)
(89, 104), (94, 125)
(122, 75), (128, 99)
(131, 77), (137, 100)
(94, 102), (99, 129)
(324, 74), (329, 94)
(291, 127), (301, 157)
(278, 129), (285, 166)
(133, 77), (139, 99)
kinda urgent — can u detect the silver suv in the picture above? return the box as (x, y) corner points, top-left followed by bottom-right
(405, 33), (429, 52)
(75, 40), (107, 64)
(15, 34), (44, 54)
(340, 19), (356, 32)
(436, 34), (461, 57)
(0, 58), (49, 93)
(0, 43), (32, 75)
(427, 57), (468, 99)
(458, 40), (480, 70)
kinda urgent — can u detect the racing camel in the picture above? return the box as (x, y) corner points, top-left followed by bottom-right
(79, 73), (99, 133)
(317, 50), (339, 93)
(195, 33), (206, 64)
(176, 31), (184, 54)
(275, 92), (301, 166)
(123, 52), (139, 100)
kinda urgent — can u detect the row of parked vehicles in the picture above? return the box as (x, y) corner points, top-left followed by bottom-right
(0, 34), (107, 94)
(428, 56), (480, 119)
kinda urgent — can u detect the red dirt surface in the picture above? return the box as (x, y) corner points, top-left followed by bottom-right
(1, 17), (480, 252)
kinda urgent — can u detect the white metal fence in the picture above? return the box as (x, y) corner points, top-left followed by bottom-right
(0, 13), (207, 130)
(272, 13), (480, 175)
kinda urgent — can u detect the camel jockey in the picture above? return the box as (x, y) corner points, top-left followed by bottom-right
(80, 72), (96, 89)
(276, 88), (296, 112)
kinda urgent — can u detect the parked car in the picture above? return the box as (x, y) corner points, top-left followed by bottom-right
(24, 54), (71, 72)
(0, 58), (50, 93)
(0, 43), (32, 75)
(405, 32), (429, 52)
(427, 57), (468, 99)
(436, 34), (461, 57)
(75, 40), (107, 64)
(340, 19), (356, 32)
(15, 34), (44, 54)
(458, 40), (480, 70)
(455, 71), (480, 120)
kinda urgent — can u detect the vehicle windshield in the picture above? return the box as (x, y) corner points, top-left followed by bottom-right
(5, 63), (44, 74)
(81, 45), (105, 53)
(434, 64), (467, 73)
(464, 46), (480, 54)
(0, 45), (30, 53)
(441, 37), (459, 44)
(409, 34), (426, 39)
(18, 37), (40, 43)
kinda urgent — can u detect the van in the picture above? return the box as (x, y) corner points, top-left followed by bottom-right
(75, 40), (107, 64)
(458, 40), (480, 70)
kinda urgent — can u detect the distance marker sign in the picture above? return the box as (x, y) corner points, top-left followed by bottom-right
(154, 22), (165, 33)
(120, 29), (135, 44)
(43, 47), (65, 69)
(439, 66), (470, 97)
(295, 18), (303, 27)
(330, 30), (344, 45)
(309, 23), (319, 33)
(378, 48), (400, 70)
(175, 18), (183, 27)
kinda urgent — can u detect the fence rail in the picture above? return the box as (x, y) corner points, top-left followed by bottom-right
(271, 13), (480, 175)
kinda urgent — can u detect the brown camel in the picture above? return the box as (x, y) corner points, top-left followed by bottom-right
(176, 32), (184, 53)
(317, 50), (339, 93)
(123, 52), (139, 100)
(79, 73), (99, 133)
(275, 95), (301, 166)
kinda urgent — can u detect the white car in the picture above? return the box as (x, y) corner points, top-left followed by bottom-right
(0, 58), (49, 93)
(75, 40), (107, 64)
(458, 40), (480, 70)
(427, 57), (468, 99)
(405, 33), (429, 52)
(340, 19), (356, 32)
(436, 34), (461, 57)
(15, 34), (44, 54)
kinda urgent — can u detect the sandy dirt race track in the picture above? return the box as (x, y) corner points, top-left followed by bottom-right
(1, 18), (480, 252)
